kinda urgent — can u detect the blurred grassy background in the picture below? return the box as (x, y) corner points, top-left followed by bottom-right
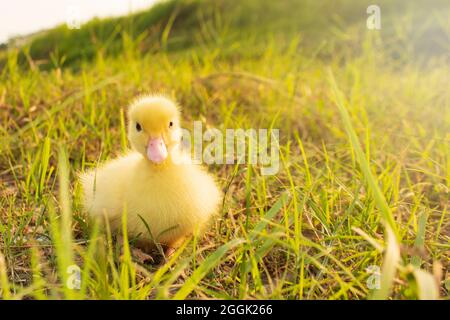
(0, 0), (448, 299)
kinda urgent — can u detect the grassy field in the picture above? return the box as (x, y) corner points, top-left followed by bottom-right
(0, 0), (449, 299)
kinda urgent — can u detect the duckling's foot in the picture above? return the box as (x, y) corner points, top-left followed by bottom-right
(161, 237), (186, 262)
(116, 234), (154, 264)
(131, 247), (154, 264)
(151, 246), (175, 267)
(164, 246), (176, 258)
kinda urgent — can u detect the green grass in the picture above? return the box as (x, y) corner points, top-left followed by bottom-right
(0, 0), (449, 299)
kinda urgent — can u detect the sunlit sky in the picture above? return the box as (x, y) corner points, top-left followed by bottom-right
(0, 0), (157, 43)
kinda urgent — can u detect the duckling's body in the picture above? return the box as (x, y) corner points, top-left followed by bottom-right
(80, 95), (221, 252)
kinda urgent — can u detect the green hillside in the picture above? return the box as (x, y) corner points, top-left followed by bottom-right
(4, 0), (449, 70)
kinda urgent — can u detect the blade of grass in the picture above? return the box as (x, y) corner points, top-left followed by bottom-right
(79, 221), (100, 297)
(173, 238), (245, 299)
(38, 136), (51, 198)
(328, 69), (400, 240)
(371, 227), (400, 299)
(412, 267), (439, 300)
(30, 246), (47, 300)
(329, 70), (402, 299)
(0, 251), (11, 299)
(411, 211), (428, 267)
(47, 147), (77, 299)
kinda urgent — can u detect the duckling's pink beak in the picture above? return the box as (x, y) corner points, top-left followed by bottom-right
(146, 137), (168, 164)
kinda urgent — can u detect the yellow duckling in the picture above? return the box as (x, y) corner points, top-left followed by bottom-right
(80, 95), (222, 254)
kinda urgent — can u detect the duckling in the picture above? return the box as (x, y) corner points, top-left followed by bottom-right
(80, 95), (222, 255)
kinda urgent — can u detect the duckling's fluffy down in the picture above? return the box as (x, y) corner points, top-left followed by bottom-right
(80, 152), (221, 247)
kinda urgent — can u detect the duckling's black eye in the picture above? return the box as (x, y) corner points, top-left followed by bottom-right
(136, 122), (142, 132)
(169, 121), (173, 128)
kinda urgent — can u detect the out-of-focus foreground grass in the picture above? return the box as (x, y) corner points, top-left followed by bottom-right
(0, 0), (448, 299)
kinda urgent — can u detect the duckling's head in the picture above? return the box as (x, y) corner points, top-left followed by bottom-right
(128, 95), (181, 164)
